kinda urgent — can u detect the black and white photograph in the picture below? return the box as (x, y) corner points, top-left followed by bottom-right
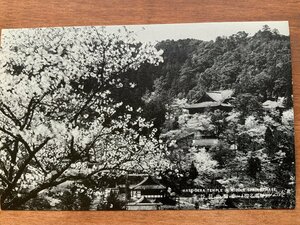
(0, 21), (295, 210)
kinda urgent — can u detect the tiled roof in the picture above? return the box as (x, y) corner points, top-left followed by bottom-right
(184, 102), (233, 109)
(183, 89), (234, 109)
(130, 176), (166, 190)
(206, 90), (234, 102)
(262, 98), (285, 109)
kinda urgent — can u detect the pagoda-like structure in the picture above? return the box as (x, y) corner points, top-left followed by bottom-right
(129, 176), (166, 200)
(126, 176), (166, 210)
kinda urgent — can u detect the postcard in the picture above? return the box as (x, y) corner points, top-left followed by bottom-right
(0, 21), (295, 210)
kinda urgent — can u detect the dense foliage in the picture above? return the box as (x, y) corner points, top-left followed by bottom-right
(151, 25), (292, 105)
(0, 25), (295, 209)
(149, 25), (294, 208)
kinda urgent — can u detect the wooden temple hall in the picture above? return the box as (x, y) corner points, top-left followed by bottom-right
(126, 176), (166, 210)
(184, 89), (234, 114)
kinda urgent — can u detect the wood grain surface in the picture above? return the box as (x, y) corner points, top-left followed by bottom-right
(0, 0), (299, 224)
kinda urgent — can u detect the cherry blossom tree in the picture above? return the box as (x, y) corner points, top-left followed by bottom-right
(0, 26), (166, 209)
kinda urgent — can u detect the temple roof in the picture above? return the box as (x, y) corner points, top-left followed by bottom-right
(205, 90), (234, 102)
(183, 89), (234, 109)
(262, 97), (285, 109)
(130, 176), (166, 190)
(184, 102), (233, 109)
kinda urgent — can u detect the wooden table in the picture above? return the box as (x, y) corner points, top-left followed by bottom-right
(0, 0), (299, 224)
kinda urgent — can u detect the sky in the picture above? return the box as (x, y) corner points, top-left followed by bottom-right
(1, 21), (289, 45)
(104, 21), (289, 43)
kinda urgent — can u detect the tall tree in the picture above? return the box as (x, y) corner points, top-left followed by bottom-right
(0, 27), (167, 209)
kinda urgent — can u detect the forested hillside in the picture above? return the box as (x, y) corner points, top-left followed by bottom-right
(122, 25), (293, 135)
(147, 25), (292, 104)
(131, 25), (295, 209)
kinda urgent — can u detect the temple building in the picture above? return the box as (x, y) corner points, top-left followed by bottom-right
(184, 90), (234, 114)
(126, 176), (166, 210)
(262, 97), (286, 111)
(129, 176), (166, 200)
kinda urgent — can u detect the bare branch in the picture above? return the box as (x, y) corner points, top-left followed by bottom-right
(0, 137), (51, 205)
(0, 174), (11, 186)
(0, 103), (21, 127)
